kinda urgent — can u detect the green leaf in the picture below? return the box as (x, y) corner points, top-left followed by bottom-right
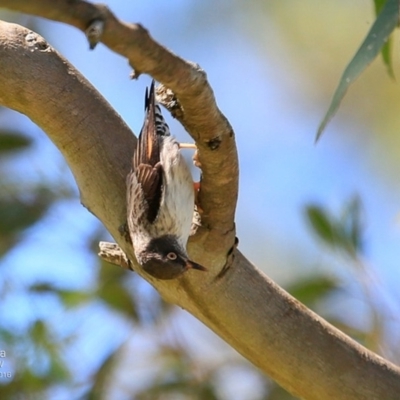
(305, 205), (337, 248)
(29, 283), (93, 308)
(58, 289), (93, 308)
(380, 37), (394, 78)
(47, 353), (70, 383)
(287, 276), (337, 306)
(374, 0), (388, 14)
(306, 198), (365, 259)
(340, 195), (364, 255)
(0, 194), (51, 256)
(97, 281), (138, 319)
(316, 0), (399, 141)
(97, 266), (139, 320)
(86, 343), (124, 400)
(0, 188), (54, 236)
(0, 130), (32, 153)
(135, 343), (220, 400)
(375, 0), (395, 78)
(30, 320), (48, 347)
(29, 283), (58, 293)
(328, 318), (371, 344)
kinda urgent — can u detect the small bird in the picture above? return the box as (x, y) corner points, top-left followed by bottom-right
(126, 80), (206, 280)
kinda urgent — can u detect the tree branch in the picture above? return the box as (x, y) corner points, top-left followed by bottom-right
(0, 13), (400, 400)
(0, 0), (238, 256)
(98, 241), (132, 270)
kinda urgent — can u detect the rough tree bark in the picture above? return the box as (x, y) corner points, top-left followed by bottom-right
(0, 2), (400, 399)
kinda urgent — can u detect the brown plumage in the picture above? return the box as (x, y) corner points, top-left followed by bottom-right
(126, 81), (206, 280)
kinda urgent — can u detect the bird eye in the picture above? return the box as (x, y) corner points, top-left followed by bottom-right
(167, 252), (177, 260)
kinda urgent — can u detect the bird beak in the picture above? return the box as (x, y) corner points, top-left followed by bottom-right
(186, 259), (207, 272)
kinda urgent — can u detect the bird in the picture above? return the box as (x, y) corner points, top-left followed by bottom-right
(126, 80), (207, 280)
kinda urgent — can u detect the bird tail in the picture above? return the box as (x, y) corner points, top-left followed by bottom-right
(145, 80), (170, 137)
(133, 80), (171, 170)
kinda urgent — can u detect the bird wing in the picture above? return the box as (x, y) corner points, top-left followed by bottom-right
(134, 163), (162, 223)
(131, 81), (165, 223)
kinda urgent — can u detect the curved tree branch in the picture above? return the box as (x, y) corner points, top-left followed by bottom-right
(0, 0), (238, 256)
(0, 12), (400, 400)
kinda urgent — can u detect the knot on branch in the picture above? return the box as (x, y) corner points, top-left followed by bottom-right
(25, 32), (50, 52)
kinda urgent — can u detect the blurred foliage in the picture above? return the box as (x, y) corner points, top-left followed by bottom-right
(305, 196), (386, 352)
(286, 276), (337, 309)
(305, 196), (363, 259)
(0, 187), (56, 256)
(96, 262), (139, 320)
(135, 345), (220, 400)
(374, 0), (395, 77)
(0, 130), (32, 154)
(0, 1), (399, 400)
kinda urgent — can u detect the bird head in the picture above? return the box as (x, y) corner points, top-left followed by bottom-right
(136, 235), (206, 280)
